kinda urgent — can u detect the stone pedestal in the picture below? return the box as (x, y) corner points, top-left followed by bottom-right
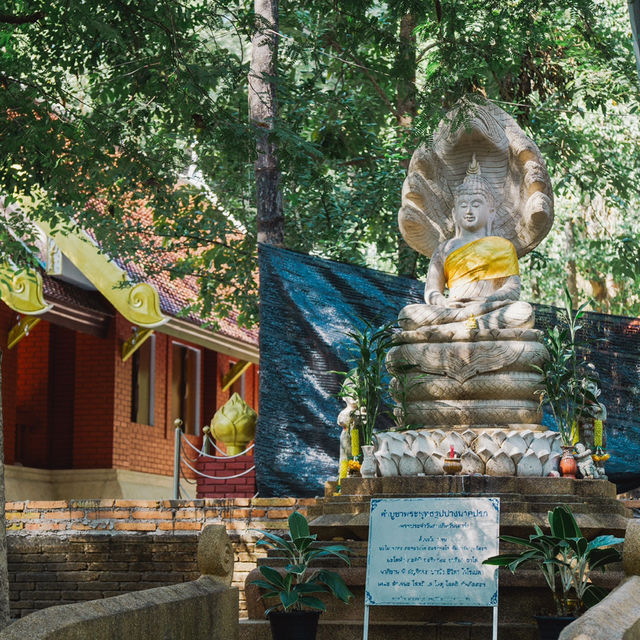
(308, 476), (630, 540)
(243, 477), (630, 640)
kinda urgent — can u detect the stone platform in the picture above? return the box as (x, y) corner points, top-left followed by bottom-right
(307, 476), (630, 540)
(244, 477), (631, 640)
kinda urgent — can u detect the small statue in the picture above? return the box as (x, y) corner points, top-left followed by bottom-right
(574, 443), (597, 479)
(337, 377), (364, 479)
(591, 446), (610, 480)
(337, 397), (355, 474)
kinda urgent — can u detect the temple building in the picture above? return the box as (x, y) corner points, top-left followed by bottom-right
(0, 221), (259, 500)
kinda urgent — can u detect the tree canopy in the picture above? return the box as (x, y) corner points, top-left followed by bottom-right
(1, 0), (639, 323)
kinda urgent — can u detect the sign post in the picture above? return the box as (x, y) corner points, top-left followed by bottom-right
(363, 497), (500, 640)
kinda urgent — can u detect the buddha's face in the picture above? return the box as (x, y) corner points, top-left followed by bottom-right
(453, 189), (494, 234)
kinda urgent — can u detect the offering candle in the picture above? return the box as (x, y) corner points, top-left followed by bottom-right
(450, 444), (455, 458)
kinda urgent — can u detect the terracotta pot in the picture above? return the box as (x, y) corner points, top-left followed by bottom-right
(559, 446), (577, 478)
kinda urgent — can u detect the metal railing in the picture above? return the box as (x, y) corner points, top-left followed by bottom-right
(172, 425), (256, 499)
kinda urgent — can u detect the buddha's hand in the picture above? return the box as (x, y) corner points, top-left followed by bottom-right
(424, 290), (448, 306)
(445, 297), (485, 308)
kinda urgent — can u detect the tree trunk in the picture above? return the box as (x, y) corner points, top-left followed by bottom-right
(396, 12), (418, 131)
(0, 350), (10, 629)
(249, 0), (284, 246)
(396, 12), (419, 277)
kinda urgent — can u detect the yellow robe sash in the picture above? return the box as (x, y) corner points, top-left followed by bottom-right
(444, 236), (519, 290)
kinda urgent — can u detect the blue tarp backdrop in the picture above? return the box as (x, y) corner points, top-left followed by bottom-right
(256, 244), (640, 497)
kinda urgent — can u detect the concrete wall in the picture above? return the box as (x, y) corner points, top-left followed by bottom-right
(4, 467), (196, 502)
(0, 578), (238, 640)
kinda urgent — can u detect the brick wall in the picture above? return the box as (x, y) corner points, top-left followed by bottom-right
(8, 534), (201, 619)
(73, 327), (116, 468)
(196, 455), (256, 498)
(6, 497), (314, 618)
(1, 306), (258, 481)
(113, 317), (207, 478)
(15, 321), (50, 468)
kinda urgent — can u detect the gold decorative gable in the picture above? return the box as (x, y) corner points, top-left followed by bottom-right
(35, 221), (168, 329)
(0, 264), (51, 316)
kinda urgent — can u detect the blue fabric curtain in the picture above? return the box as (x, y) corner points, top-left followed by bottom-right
(256, 244), (640, 497)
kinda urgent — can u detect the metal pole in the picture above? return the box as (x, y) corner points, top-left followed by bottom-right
(173, 427), (182, 500)
(493, 605), (498, 640)
(362, 604), (370, 640)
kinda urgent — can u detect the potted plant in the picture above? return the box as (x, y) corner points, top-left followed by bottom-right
(340, 320), (394, 446)
(483, 505), (623, 640)
(337, 319), (394, 476)
(250, 511), (354, 640)
(534, 288), (602, 476)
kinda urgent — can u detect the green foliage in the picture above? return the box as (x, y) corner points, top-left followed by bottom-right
(339, 320), (394, 446)
(250, 511), (353, 615)
(533, 288), (602, 445)
(1, 1), (258, 325)
(483, 505), (623, 616)
(2, 0), (639, 324)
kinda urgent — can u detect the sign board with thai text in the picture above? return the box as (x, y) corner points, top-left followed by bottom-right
(365, 497), (500, 608)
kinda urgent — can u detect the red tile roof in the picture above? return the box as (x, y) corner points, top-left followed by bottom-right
(83, 197), (259, 348)
(125, 261), (258, 346)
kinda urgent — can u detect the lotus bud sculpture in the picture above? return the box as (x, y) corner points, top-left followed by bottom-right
(211, 392), (257, 455)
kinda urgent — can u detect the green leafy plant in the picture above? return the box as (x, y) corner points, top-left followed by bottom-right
(339, 320), (394, 446)
(533, 288), (601, 446)
(250, 511), (354, 615)
(483, 505), (623, 617)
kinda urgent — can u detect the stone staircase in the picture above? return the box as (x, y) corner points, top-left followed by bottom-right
(242, 477), (631, 640)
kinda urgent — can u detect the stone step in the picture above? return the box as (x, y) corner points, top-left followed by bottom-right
(315, 498), (627, 518)
(308, 511), (630, 542)
(330, 477), (617, 498)
(239, 619), (537, 640)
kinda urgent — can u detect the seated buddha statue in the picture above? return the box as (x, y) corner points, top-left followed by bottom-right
(386, 100), (554, 433)
(398, 155), (533, 334)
